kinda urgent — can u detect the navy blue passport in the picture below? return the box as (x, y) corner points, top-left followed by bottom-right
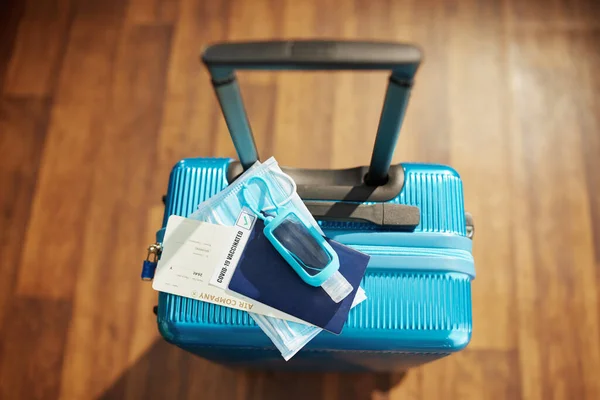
(227, 219), (370, 334)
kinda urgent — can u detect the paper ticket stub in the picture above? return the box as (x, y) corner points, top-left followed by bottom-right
(152, 215), (309, 323)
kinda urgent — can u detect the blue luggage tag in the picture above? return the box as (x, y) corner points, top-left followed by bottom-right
(242, 174), (352, 302)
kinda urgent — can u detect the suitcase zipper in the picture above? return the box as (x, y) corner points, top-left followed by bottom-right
(348, 244), (475, 278)
(350, 245), (472, 261)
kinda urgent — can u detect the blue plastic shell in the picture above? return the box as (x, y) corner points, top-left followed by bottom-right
(155, 158), (474, 371)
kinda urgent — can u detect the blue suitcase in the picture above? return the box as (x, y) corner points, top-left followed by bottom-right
(146, 41), (476, 372)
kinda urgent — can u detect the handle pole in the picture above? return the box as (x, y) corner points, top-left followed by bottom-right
(365, 76), (413, 185)
(212, 77), (258, 169)
(202, 41), (422, 179)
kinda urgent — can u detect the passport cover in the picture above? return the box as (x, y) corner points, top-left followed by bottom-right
(227, 219), (370, 334)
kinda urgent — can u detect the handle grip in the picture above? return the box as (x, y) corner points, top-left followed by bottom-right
(201, 40), (422, 184)
(202, 41), (421, 78)
(304, 201), (420, 227)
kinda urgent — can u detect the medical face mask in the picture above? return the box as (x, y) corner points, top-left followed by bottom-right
(188, 157), (355, 359)
(191, 157), (351, 301)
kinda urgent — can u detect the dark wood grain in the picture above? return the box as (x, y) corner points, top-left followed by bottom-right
(153, 0), (230, 194)
(2, 0), (73, 96)
(511, 24), (600, 400)
(15, 18), (122, 300)
(126, 0), (180, 24)
(74, 0), (126, 19)
(243, 371), (324, 400)
(56, 24), (172, 400)
(0, 0), (25, 90)
(214, 0), (282, 164)
(337, 373), (395, 400)
(418, 350), (521, 399)
(0, 98), (51, 332)
(98, 340), (240, 400)
(445, 0), (515, 352)
(0, 298), (71, 400)
(0, 0), (599, 399)
(575, 31), (600, 264)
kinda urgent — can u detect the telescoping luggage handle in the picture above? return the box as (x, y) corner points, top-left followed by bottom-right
(202, 40), (422, 197)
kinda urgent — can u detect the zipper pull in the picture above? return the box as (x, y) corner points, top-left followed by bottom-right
(465, 212), (474, 239)
(141, 243), (162, 281)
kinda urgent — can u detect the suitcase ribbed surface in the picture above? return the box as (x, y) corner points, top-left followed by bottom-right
(319, 166), (466, 235)
(162, 294), (253, 326)
(162, 272), (471, 333)
(351, 272), (471, 331)
(164, 159), (466, 236)
(162, 158), (229, 226)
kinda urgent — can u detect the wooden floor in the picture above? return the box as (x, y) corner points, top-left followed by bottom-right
(1, 0), (599, 398)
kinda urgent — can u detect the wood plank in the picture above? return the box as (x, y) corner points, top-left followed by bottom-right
(504, 6), (544, 398)
(388, 371), (421, 400)
(97, 340), (240, 399)
(126, 205), (164, 367)
(0, 98), (51, 332)
(337, 373), (397, 400)
(573, 31), (600, 264)
(182, 358), (239, 400)
(326, 0), (373, 170)
(0, 298), (71, 400)
(328, 0), (440, 169)
(508, 0), (599, 26)
(74, 203), (164, 399)
(419, 350), (521, 399)
(213, 0), (283, 162)
(16, 18), (122, 300)
(22, 0), (70, 18)
(394, 0), (450, 165)
(270, 0), (333, 169)
(74, 0), (127, 19)
(57, 24), (173, 400)
(272, 70), (336, 169)
(126, 0), (180, 24)
(0, 0), (25, 90)
(324, 0), (376, 170)
(154, 0), (230, 195)
(2, 0), (72, 96)
(445, 0), (516, 351)
(509, 24), (600, 400)
(245, 371), (323, 400)
(564, 30), (600, 400)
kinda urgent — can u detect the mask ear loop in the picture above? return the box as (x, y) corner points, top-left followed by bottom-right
(241, 171), (297, 222)
(242, 176), (280, 222)
(261, 169), (297, 212)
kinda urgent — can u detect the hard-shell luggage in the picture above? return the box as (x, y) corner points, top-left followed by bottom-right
(149, 41), (476, 372)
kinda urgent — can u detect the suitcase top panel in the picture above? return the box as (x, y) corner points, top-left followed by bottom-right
(163, 158), (467, 236)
